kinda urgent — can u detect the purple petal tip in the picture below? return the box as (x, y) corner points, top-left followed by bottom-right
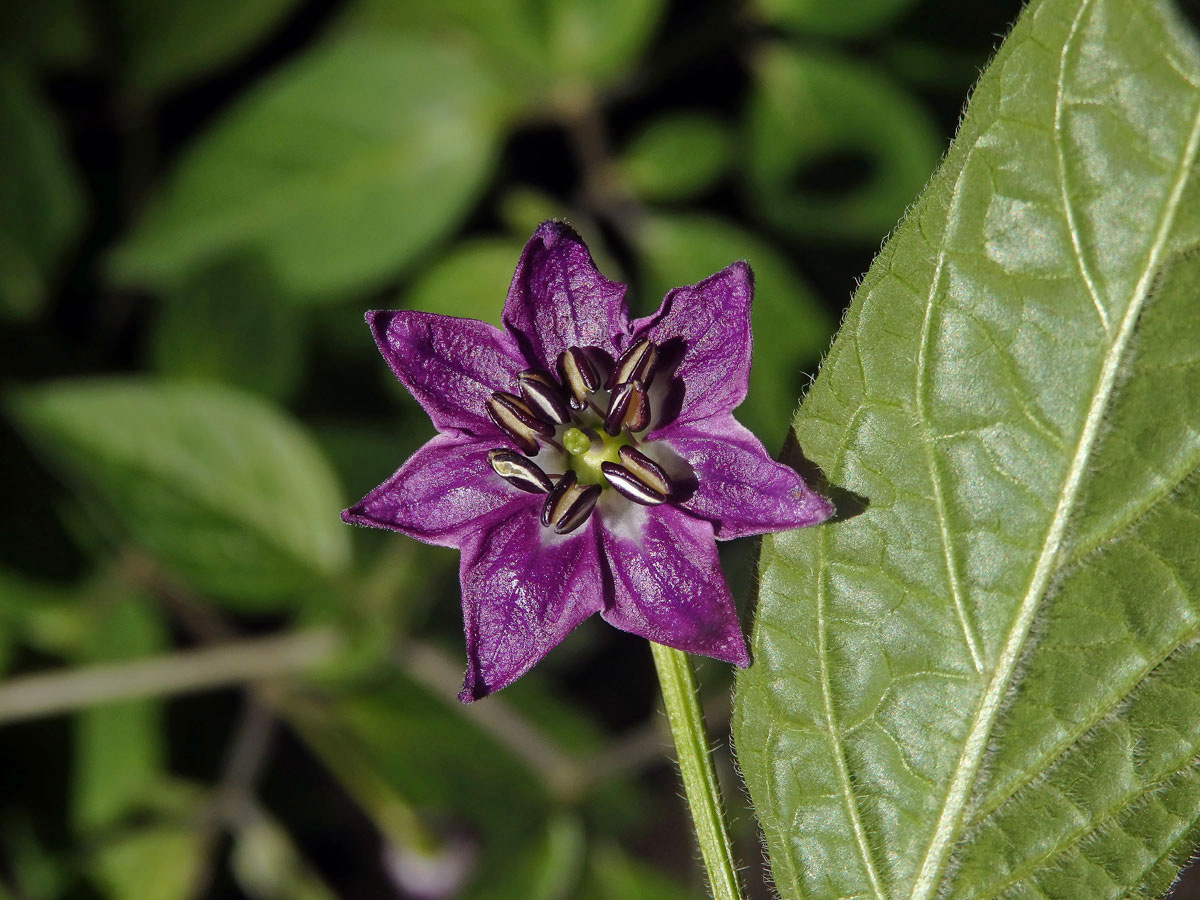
(730, 642), (751, 668)
(531, 219), (582, 246)
(457, 685), (480, 704)
(805, 491), (836, 525)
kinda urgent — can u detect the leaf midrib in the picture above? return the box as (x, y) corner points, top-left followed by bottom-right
(905, 57), (1200, 900)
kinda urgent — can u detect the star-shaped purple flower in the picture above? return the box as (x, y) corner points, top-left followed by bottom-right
(343, 222), (832, 702)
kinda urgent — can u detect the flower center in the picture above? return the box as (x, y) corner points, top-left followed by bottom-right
(563, 425), (630, 486)
(485, 338), (685, 534)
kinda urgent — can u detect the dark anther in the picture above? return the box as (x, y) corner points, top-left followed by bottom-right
(603, 379), (650, 436)
(556, 347), (601, 410)
(600, 462), (667, 505)
(486, 392), (554, 455)
(608, 337), (658, 390)
(617, 445), (673, 496)
(517, 370), (571, 424)
(488, 449), (554, 494)
(540, 470), (602, 534)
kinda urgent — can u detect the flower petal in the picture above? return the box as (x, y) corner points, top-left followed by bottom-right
(634, 262), (752, 427)
(341, 434), (523, 548)
(663, 415), (834, 540)
(368, 309), (526, 437)
(501, 221), (630, 371)
(599, 505), (748, 666)
(458, 511), (605, 701)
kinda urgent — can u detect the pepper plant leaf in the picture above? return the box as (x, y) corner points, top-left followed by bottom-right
(733, 0), (1200, 897)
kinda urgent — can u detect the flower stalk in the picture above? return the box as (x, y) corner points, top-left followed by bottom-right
(650, 641), (745, 900)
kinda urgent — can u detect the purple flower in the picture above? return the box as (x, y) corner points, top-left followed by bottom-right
(343, 222), (832, 702)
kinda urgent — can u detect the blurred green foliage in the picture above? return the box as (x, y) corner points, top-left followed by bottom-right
(12, 381), (349, 607)
(745, 46), (941, 242)
(0, 0), (1032, 897)
(110, 35), (517, 300)
(618, 114), (732, 204)
(0, 65), (83, 320)
(117, 0), (303, 95)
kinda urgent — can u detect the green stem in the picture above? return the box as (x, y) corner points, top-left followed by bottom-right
(650, 642), (745, 900)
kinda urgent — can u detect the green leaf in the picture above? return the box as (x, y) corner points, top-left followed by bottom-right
(149, 256), (303, 400)
(110, 34), (514, 302)
(3, 818), (69, 900)
(231, 814), (338, 900)
(734, 0), (1200, 897)
(73, 594), (166, 833)
(635, 213), (834, 451)
(0, 0), (95, 68)
(91, 826), (202, 900)
(542, 0), (665, 88)
(321, 670), (570, 893)
(11, 379), (349, 607)
(489, 814), (586, 900)
(582, 843), (700, 900)
(340, 0), (551, 95)
(743, 45), (941, 242)
(619, 113), (731, 203)
(0, 64), (84, 319)
(751, 0), (920, 38)
(403, 237), (525, 327)
(117, 0), (302, 95)
(344, 0), (664, 93)
(499, 186), (568, 237)
(884, 39), (994, 93)
(0, 566), (158, 663)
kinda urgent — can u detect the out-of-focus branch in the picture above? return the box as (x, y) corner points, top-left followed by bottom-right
(559, 92), (645, 239)
(0, 629), (339, 726)
(587, 691), (733, 785)
(393, 639), (589, 803)
(189, 697), (276, 900)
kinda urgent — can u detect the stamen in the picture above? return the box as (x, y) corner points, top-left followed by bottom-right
(617, 445), (674, 496)
(600, 462), (667, 505)
(540, 470), (602, 534)
(517, 370), (571, 424)
(488, 449), (554, 494)
(486, 392), (554, 455)
(603, 379), (650, 436)
(608, 337), (658, 389)
(556, 347), (601, 410)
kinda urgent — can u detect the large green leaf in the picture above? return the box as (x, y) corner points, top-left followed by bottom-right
(734, 0), (1200, 898)
(10, 380), (349, 606)
(109, 34), (513, 302)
